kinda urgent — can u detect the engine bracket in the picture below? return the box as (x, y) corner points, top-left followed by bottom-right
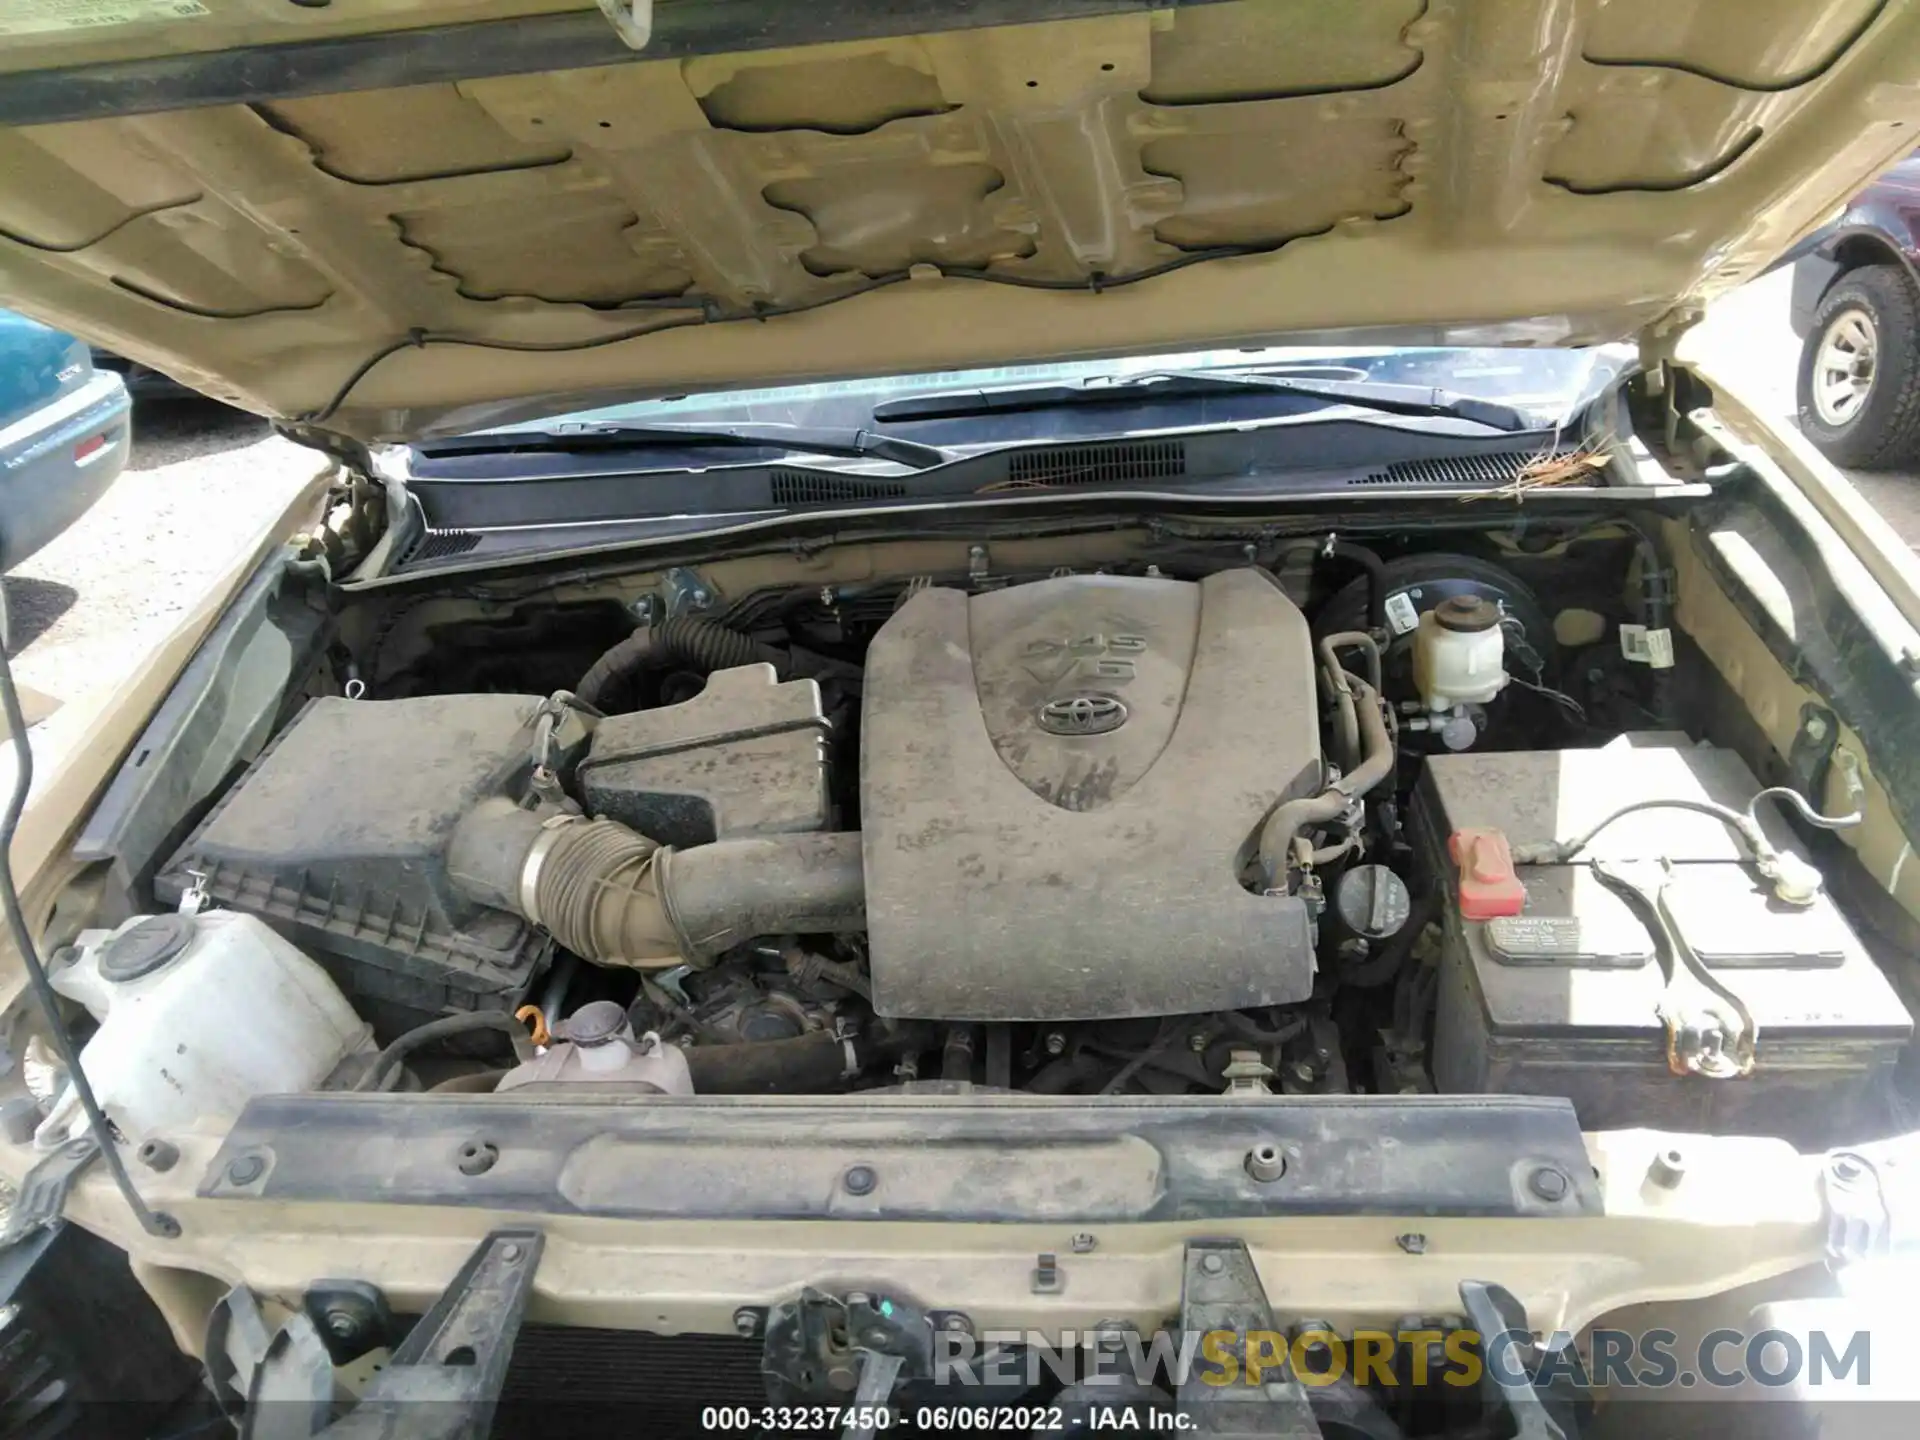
(1172, 1240), (1320, 1436)
(219, 1228), (544, 1440)
(1456, 1280), (1569, 1440)
(0, 1137), (108, 1250)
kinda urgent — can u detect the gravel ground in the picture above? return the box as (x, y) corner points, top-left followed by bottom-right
(4, 399), (318, 720)
(6, 272), (1920, 722)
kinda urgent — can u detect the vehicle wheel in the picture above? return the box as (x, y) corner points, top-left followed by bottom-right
(1796, 264), (1920, 467)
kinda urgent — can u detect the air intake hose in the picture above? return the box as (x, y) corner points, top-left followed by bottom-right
(447, 797), (865, 968)
(576, 616), (785, 712)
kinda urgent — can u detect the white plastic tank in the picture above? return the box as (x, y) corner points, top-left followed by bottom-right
(35, 911), (372, 1148)
(495, 1000), (694, 1094)
(1412, 594), (1508, 710)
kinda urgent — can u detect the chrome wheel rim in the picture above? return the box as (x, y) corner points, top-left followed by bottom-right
(1813, 307), (1878, 426)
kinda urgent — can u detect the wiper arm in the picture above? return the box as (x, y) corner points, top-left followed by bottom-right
(417, 421), (950, 469)
(874, 371), (1535, 433)
(1120, 371), (1535, 432)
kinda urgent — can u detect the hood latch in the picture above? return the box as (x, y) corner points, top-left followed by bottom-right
(597, 0), (654, 49)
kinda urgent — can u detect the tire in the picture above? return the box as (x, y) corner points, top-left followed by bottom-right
(1795, 263), (1920, 468)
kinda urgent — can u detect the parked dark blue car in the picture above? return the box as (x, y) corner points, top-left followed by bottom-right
(0, 310), (130, 572)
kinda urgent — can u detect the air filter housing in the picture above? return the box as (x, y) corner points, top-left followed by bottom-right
(157, 693), (550, 1038)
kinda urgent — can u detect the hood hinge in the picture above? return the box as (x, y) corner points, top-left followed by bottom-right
(1636, 302), (1706, 377)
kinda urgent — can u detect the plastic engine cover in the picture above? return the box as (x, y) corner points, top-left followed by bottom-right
(861, 569), (1321, 1020)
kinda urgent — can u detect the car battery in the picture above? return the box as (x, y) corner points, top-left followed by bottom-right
(1413, 733), (1910, 1145)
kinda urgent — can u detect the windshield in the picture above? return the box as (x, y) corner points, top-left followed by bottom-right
(471, 344), (1632, 439)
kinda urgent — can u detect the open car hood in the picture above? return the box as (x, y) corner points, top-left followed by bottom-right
(2, 0), (1917, 443)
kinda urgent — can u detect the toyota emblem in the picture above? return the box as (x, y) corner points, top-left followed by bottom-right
(1036, 693), (1129, 736)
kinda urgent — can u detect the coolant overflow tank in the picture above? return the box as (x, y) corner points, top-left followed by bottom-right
(495, 1000), (694, 1093)
(860, 568), (1323, 1021)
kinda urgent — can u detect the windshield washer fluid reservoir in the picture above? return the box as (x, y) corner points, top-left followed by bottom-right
(36, 912), (371, 1148)
(1412, 594), (1508, 709)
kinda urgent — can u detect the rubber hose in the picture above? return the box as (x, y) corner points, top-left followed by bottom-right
(1318, 634), (1381, 773)
(659, 1020), (934, 1095)
(1317, 630), (1383, 692)
(682, 1030), (850, 1094)
(1325, 681), (1360, 775)
(1320, 666), (1362, 775)
(1027, 1052), (1105, 1094)
(1217, 1010), (1309, 1045)
(1257, 674), (1394, 888)
(447, 799), (866, 969)
(355, 1012), (538, 1093)
(1322, 540), (1388, 634)
(545, 824), (868, 964)
(575, 615), (786, 712)
(537, 817), (674, 961)
(658, 833), (867, 959)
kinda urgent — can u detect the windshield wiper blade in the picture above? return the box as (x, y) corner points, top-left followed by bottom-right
(1128, 371), (1536, 431)
(873, 371), (1535, 433)
(418, 420), (950, 469)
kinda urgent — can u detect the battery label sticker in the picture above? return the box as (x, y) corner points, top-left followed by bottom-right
(0, 0), (209, 36)
(1383, 591), (1421, 636)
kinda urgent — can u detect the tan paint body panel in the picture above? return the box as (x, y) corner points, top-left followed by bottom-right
(1, 0), (1918, 438)
(44, 1123), (1844, 1360)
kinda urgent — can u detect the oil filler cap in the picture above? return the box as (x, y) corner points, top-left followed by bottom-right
(1448, 828), (1527, 921)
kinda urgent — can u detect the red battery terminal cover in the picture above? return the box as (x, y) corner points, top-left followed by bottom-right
(1448, 828), (1527, 920)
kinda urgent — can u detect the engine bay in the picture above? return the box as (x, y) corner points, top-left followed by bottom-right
(39, 520), (1909, 1144)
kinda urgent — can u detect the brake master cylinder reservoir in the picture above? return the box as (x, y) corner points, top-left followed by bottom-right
(36, 911), (371, 1148)
(1413, 595), (1508, 710)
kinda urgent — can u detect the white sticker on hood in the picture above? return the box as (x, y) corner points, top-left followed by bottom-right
(0, 0), (208, 36)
